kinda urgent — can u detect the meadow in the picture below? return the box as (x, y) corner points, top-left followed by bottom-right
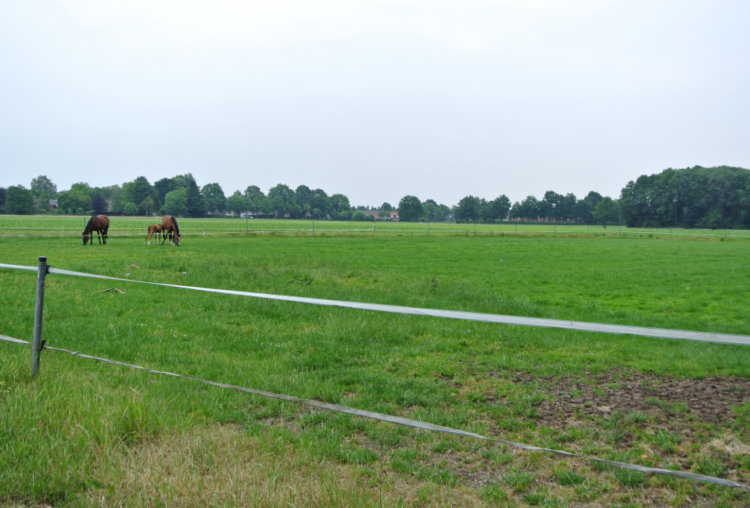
(2, 214), (750, 241)
(1, 227), (750, 506)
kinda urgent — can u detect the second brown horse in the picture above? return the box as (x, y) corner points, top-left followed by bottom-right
(160, 215), (181, 246)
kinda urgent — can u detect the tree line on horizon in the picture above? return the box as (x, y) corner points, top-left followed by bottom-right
(620, 165), (750, 229)
(1, 165), (747, 227)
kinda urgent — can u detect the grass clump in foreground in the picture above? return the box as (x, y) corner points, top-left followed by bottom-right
(1, 234), (750, 506)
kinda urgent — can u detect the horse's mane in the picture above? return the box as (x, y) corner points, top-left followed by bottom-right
(171, 216), (180, 236)
(83, 216), (95, 234)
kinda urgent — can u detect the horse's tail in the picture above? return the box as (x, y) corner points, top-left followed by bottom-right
(83, 216), (95, 234)
(171, 216), (180, 236)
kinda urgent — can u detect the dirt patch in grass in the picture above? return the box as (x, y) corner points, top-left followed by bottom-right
(506, 370), (750, 428)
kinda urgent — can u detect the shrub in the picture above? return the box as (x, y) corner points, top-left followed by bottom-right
(123, 203), (138, 216)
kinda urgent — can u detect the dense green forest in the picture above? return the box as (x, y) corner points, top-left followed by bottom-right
(1, 165), (748, 227)
(620, 166), (750, 229)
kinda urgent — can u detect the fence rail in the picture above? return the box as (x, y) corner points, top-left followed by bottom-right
(3, 261), (748, 346)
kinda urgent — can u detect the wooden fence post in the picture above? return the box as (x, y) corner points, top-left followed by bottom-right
(31, 256), (48, 378)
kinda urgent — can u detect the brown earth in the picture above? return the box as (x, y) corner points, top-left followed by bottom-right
(505, 370), (750, 428)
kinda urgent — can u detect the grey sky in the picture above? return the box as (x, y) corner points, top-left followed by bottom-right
(1, 1), (748, 207)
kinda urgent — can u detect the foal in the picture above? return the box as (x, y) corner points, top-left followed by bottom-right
(145, 224), (164, 245)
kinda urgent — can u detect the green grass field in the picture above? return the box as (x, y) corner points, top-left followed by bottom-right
(2, 214), (750, 240)
(2, 229), (750, 506)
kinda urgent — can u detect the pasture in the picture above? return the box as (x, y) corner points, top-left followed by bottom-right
(1, 228), (750, 506)
(2, 214), (750, 241)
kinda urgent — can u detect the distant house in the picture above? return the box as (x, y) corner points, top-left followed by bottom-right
(240, 212), (272, 219)
(33, 198), (58, 211)
(390, 211), (399, 222)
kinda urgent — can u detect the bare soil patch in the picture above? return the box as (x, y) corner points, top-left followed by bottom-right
(507, 370), (750, 428)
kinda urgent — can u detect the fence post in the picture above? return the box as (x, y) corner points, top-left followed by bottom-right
(246, 218), (248, 233)
(554, 224), (556, 236)
(312, 220), (315, 236)
(474, 222), (476, 235)
(31, 256), (49, 378)
(427, 221), (430, 236)
(515, 223), (517, 235)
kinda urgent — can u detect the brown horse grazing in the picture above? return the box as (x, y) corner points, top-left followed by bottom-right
(145, 224), (164, 246)
(160, 215), (181, 246)
(83, 215), (110, 245)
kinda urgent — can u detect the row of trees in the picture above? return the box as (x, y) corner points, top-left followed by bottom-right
(508, 191), (619, 224)
(0, 174), (209, 217)
(443, 191), (619, 225)
(0, 175), (382, 220)
(620, 166), (750, 229)
(1, 174), (621, 225)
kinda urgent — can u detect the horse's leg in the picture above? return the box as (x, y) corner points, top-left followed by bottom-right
(97, 230), (102, 244)
(161, 230), (168, 245)
(103, 227), (108, 244)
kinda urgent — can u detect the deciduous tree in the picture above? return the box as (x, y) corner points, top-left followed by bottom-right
(57, 190), (91, 214)
(593, 197), (616, 227)
(268, 184), (297, 216)
(164, 188), (188, 217)
(201, 183), (227, 214)
(398, 195), (423, 222)
(226, 191), (247, 216)
(456, 195), (481, 222)
(30, 175), (57, 197)
(5, 186), (35, 214)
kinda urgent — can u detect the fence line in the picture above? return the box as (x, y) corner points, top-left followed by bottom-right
(0, 333), (745, 489)
(0, 262), (743, 345)
(2, 223), (750, 240)
(1, 230), (748, 241)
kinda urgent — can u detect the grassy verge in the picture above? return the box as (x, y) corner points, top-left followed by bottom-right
(1, 234), (750, 506)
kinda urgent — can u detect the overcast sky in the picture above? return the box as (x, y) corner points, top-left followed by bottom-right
(1, 1), (748, 206)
